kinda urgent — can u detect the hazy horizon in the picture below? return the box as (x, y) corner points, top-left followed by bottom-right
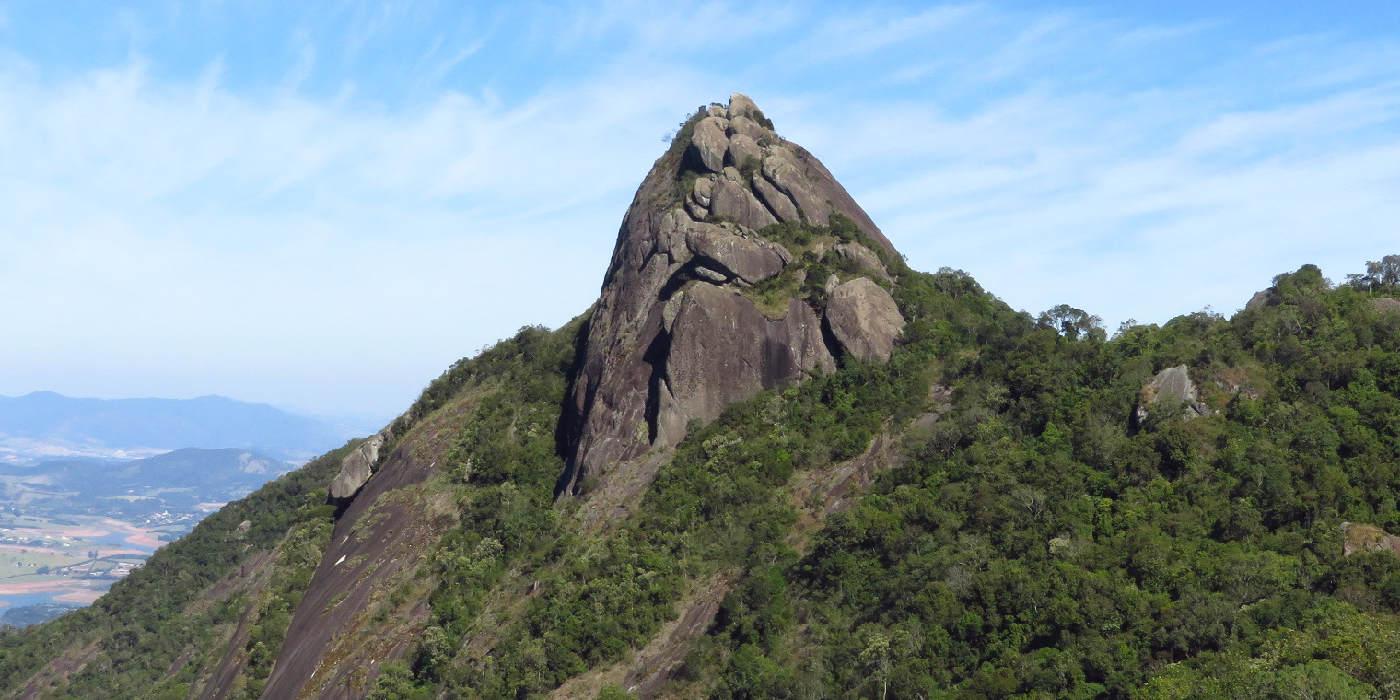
(0, 389), (390, 431)
(3, 1), (1398, 417)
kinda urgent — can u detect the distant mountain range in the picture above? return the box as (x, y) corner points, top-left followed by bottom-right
(0, 392), (366, 463)
(1, 448), (297, 508)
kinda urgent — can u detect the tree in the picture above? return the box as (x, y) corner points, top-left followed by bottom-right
(859, 630), (891, 700)
(1368, 255), (1400, 287)
(1347, 254), (1400, 291)
(1038, 304), (1105, 341)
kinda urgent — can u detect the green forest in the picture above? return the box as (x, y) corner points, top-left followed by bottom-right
(378, 244), (1400, 697)
(3, 245), (1400, 698)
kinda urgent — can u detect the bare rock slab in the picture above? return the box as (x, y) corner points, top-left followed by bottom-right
(1136, 365), (1210, 423)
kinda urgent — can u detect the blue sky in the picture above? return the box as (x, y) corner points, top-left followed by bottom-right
(1, 2), (1398, 421)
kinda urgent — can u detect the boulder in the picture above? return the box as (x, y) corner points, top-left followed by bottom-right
(833, 242), (891, 281)
(685, 197), (708, 220)
(727, 92), (759, 120)
(762, 150), (830, 225)
(328, 427), (392, 500)
(726, 133), (763, 169)
(684, 223), (786, 284)
(824, 278), (905, 362)
(710, 171), (778, 230)
(729, 115), (766, 141)
(752, 175), (800, 222)
(658, 209), (692, 265)
(691, 175), (714, 207)
(689, 116), (730, 173)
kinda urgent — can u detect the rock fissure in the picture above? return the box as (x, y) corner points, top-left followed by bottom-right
(558, 92), (904, 498)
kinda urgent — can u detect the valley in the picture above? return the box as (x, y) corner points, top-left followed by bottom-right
(0, 513), (159, 606)
(0, 447), (302, 627)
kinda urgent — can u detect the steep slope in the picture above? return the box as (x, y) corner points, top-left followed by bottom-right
(557, 94), (902, 501)
(0, 443), (353, 697)
(2, 96), (1400, 700)
(258, 93), (915, 696)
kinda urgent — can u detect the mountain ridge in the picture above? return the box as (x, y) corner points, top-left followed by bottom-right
(0, 391), (358, 462)
(1, 94), (1399, 699)
(558, 93), (905, 500)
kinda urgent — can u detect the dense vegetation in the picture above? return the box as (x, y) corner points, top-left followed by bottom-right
(5, 243), (1400, 698)
(718, 261), (1400, 698)
(377, 236), (1400, 698)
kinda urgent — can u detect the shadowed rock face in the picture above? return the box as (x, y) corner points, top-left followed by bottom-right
(558, 92), (902, 496)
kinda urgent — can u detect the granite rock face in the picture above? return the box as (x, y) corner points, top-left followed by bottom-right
(1245, 289), (1274, 311)
(558, 92), (903, 496)
(656, 284), (834, 447)
(328, 426), (391, 500)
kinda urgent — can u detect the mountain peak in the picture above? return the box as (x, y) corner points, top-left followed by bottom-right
(557, 93), (906, 499)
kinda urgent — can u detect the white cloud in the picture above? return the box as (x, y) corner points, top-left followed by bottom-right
(1, 2), (1397, 417)
(0, 53), (710, 416)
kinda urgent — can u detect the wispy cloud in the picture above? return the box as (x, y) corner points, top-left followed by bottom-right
(1, 1), (1396, 416)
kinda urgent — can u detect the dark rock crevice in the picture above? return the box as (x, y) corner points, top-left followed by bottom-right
(642, 324), (674, 445)
(819, 311), (846, 366)
(658, 261), (722, 302)
(554, 315), (595, 497)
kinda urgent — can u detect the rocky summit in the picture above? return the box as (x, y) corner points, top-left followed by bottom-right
(558, 93), (904, 498)
(6, 94), (1400, 700)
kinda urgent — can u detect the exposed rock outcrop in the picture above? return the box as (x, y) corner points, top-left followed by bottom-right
(1370, 297), (1400, 315)
(684, 222), (788, 284)
(690, 117), (729, 173)
(1135, 365), (1210, 424)
(559, 92), (901, 496)
(327, 426), (391, 500)
(824, 278), (904, 362)
(1341, 522), (1400, 558)
(657, 285), (834, 445)
(1245, 288), (1274, 311)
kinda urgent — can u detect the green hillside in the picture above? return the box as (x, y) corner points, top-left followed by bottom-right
(5, 245), (1398, 698)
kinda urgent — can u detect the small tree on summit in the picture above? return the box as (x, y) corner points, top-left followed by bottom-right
(1038, 304), (1105, 341)
(1370, 255), (1400, 287)
(1346, 254), (1400, 291)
